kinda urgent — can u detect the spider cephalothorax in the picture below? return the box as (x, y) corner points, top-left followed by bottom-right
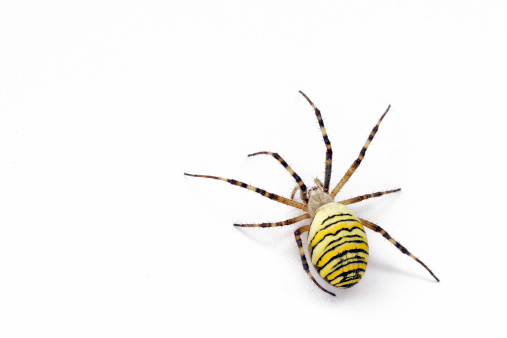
(307, 186), (334, 217)
(185, 91), (439, 296)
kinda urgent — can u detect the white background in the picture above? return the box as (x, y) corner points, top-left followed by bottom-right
(1, 1), (506, 337)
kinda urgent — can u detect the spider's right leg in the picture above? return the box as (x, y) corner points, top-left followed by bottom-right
(184, 173), (307, 211)
(235, 213), (310, 227)
(339, 188), (401, 205)
(295, 225), (336, 296)
(249, 151), (308, 202)
(359, 218), (439, 282)
(330, 105), (391, 198)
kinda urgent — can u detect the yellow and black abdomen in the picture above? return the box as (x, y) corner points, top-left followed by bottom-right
(308, 203), (369, 289)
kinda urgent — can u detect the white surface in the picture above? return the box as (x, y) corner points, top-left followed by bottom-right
(1, 1), (506, 337)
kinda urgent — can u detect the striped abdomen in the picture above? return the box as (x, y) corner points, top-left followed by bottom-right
(308, 203), (369, 289)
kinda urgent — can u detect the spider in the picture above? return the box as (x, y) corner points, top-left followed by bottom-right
(185, 91), (439, 296)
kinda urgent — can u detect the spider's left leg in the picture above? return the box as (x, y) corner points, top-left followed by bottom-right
(339, 188), (401, 205)
(184, 173), (307, 211)
(299, 91), (333, 193)
(295, 225), (336, 296)
(330, 105), (391, 198)
(235, 213), (310, 227)
(249, 151), (308, 203)
(359, 218), (440, 282)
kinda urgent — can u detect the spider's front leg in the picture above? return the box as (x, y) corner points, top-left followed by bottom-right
(299, 91), (333, 194)
(249, 151), (308, 203)
(234, 214), (309, 228)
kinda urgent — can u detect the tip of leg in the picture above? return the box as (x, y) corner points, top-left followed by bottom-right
(248, 151), (266, 157)
(319, 286), (336, 296)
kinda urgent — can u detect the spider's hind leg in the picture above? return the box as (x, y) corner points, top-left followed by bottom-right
(359, 218), (439, 282)
(294, 225), (336, 296)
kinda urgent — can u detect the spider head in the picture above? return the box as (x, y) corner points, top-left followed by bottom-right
(307, 186), (334, 217)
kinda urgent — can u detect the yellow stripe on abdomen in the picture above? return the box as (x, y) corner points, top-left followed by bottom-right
(308, 203), (369, 289)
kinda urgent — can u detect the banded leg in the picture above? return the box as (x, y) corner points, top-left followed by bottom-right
(359, 218), (440, 282)
(330, 105), (391, 198)
(249, 151), (308, 202)
(295, 225), (336, 296)
(184, 173), (307, 211)
(299, 91), (333, 193)
(339, 188), (401, 205)
(234, 213), (310, 227)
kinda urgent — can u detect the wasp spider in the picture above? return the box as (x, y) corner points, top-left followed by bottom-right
(185, 91), (439, 296)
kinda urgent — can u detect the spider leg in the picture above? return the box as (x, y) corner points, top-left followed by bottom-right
(291, 185), (300, 200)
(248, 151), (308, 202)
(339, 188), (401, 205)
(299, 91), (333, 193)
(295, 225), (336, 296)
(184, 173), (307, 211)
(330, 105), (391, 198)
(234, 213), (310, 227)
(291, 175), (324, 202)
(359, 218), (439, 282)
